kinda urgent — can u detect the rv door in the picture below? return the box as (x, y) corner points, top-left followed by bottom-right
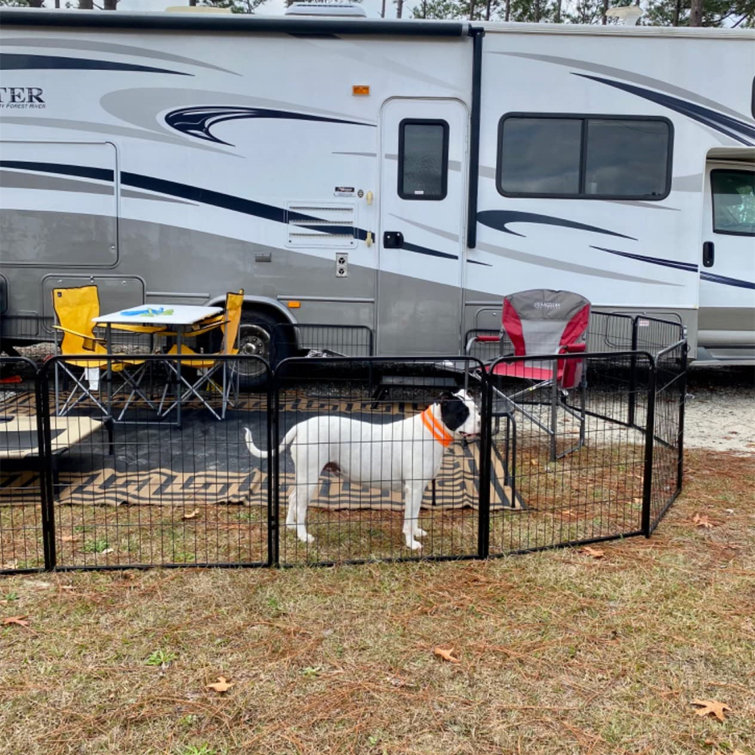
(377, 98), (468, 354)
(699, 159), (755, 364)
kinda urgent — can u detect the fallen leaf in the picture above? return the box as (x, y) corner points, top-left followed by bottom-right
(206, 676), (234, 693)
(1, 615), (29, 628)
(580, 546), (605, 559)
(433, 647), (460, 664)
(691, 699), (731, 722)
(692, 513), (715, 529)
(182, 509), (200, 521)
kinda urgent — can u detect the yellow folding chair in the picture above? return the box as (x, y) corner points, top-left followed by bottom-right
(159, 290), (244, 420)
(52, 286), (158, 417)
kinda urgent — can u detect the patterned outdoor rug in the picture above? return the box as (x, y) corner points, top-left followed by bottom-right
(0, 441), (522, 510)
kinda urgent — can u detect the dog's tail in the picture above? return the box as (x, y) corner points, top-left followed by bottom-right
(243, 425), (297, 459)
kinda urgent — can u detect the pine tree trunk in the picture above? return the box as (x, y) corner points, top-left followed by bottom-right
(689, 0), (703, 25)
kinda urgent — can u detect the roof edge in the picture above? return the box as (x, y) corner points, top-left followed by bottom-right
(0, 8), (468, 37)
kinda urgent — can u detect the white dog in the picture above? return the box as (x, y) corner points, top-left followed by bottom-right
(244, 389), (480, 550)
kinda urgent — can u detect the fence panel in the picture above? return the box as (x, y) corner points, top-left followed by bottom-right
(1, 325), (686, 572)
(483, 351), (656, 556)
(271, 357), (484, 565)
(648, 339), (687, 532)
(39, 354), (272, 570)
(272, 323), (374, 364)
(1, 356), (48, 573)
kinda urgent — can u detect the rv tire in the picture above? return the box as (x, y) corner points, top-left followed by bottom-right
(234, 309), (292, 388)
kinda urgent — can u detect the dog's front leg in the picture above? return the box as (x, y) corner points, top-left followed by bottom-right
(402, 481), (426, 550)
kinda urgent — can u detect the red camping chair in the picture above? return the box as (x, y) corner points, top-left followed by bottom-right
(467, 289), (591, 460)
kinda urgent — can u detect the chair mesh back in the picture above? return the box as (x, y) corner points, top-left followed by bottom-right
(52, 285), (102, 354)
(502, 289), (591, 357)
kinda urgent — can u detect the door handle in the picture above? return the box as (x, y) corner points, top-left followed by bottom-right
(702, 241), (715, 268)
(383, 231), (404, 249)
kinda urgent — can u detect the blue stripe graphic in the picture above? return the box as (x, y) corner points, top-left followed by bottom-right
(478, 210), (636, 240)
(591, 246), (698, 273)
(700, 272), (755, 290)
(165, 106), (374, 145)
(0, 53), (188, 76)
(0, 160), (113, 182)
(576, 74), (755, 146)
(1, 160), (464, 260)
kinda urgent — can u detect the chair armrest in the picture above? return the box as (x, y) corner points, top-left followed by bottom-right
(162, 317), (227, 339)
(53, 325), (103, 352)
(109, 323), (165, 335)
(464, 328), (502, 355)
(560, 342), (587, 354)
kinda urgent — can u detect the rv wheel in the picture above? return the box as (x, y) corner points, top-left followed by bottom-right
(234, 310), (292, 387)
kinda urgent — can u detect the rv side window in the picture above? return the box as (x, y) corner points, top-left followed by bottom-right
(711, 169), (755, 236)
(398, 119), (449, 200)
(498, 115), (672, 200)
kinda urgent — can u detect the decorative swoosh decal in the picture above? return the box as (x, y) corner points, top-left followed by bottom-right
(0, 53), (189, 76)
(165, 106), (374, 145)
(576, 74), (755, 146)
(477, 210), (636, 240)
(0, 160), (113, 183)
(700, 272), (755, 290)
(400, 241), (458, 260)
(590, 246), (698, 273)
(1, 160), (463, 261)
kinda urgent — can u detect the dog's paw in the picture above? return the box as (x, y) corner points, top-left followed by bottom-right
(415, 527), (428, 537)
(405, 537), (423, 551)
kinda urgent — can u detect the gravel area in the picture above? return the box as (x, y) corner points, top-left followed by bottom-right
(684, 366), (755, 454)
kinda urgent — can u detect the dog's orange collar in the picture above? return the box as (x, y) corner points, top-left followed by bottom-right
(420, 407), (453, 448)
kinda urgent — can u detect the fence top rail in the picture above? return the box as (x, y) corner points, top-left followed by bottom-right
(490, 349), (660, 365)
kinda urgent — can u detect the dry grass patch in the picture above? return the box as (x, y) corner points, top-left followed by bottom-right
(1, 449), (753, 755)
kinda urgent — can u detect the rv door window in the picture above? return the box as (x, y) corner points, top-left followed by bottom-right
(497, 114), (672, 200)
(711, 169), (755, 236)
(398, 120), (449, 200)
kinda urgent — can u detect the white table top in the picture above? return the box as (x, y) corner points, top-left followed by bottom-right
(94, 304), (222, 327)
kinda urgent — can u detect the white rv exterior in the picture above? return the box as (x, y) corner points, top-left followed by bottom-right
(1, 10), (753, 363)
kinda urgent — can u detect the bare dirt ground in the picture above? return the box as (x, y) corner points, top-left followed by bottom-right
(684, 365), (755, 454)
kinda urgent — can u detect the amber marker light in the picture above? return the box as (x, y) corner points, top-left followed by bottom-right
(286, 301), (301, 309)
(352, 85), (370, 96)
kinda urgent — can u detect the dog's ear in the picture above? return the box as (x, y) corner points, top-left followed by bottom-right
(439, 392), (470, 432)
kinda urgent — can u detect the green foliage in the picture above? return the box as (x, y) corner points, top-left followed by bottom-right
(199, 0), (267, 13)
(411, 0), (752, 25)
(145, 649), (178, 666)
(642, 0), (755, 26)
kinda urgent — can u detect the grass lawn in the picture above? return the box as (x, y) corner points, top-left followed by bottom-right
(1, 449), (753, 755)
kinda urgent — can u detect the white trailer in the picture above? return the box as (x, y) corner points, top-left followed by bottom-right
(1, 9), (753, 364)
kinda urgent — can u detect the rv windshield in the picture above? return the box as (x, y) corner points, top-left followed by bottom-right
(712, 169), (755, 236)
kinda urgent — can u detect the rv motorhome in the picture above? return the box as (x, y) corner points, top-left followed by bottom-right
(1, 9), (753, 366)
